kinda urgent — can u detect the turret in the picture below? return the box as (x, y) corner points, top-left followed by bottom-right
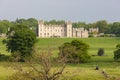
(66, 21), (72, 37)
(38, 20), (44, 37)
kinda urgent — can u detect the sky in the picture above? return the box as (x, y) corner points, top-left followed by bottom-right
(0, 0), (120, 23)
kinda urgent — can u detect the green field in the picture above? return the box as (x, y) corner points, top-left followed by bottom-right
(0, 37), (120, 80)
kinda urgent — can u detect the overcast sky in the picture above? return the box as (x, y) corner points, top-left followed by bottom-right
(0, 0), (120, 23)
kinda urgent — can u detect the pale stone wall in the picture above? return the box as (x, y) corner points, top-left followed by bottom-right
(72, 28), (88, 38)
(38, 20), (88, 38)
(38, 20), (67, 38)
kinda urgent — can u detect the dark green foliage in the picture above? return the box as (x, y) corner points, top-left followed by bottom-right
(15, 18), (38, 28)
(59, 40), (90, 63)
(114, 44), (120, 60)
(3, 24), (36, 61)
(95, 20), (108, 33)
(0, 20), (14, 34)
(89, 34), (94, 37)
(0, 54), (9, 61)
(110, 22), (120, 37)
(59, 43), (76, 62)
(0, 18), (38, 34)
(72, 22), (86, 28)
(97, 48), (104, 56)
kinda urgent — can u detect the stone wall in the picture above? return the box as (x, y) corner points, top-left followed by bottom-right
(38, 20), (88, 38)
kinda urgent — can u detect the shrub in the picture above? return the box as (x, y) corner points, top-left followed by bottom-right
(8, 50), (66, 80)
(0, 53), (9, 61)
(59, 40), (90, 63)
(97, 48), (104, 56)
(114, 44), (120, 60)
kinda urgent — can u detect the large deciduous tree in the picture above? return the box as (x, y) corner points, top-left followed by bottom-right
(3, 24), (36, 61)
(111, 22), (120, 37)
(95, 20), (108, 33)
(59, 40), (90, 63)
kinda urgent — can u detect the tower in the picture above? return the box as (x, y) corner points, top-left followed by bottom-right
(66, 21), (72, 37)
(38, 20), (44, 37)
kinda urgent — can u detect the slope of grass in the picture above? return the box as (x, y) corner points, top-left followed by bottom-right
(0, 37), (120, 80)
(36, 37), (120, 56)
(0, 38), (10, 55)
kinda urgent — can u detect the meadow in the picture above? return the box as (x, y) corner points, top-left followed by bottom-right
(0, 37), (120, 80)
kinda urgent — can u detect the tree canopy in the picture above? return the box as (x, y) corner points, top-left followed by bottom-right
(59, 40), (90, 63)
(3, 24), (37, 61)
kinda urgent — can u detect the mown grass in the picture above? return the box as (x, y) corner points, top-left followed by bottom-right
(0, 39), (9, 55)
(0, 37), (120, 80)
(36, 37), (120, 79)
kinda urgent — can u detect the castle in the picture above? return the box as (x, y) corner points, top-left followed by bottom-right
(38, 20), (88, 38)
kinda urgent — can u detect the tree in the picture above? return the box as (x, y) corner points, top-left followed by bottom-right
(8, 49), (66, 80)
(0, 20), (13, 34)
(110, 22), (120, 37)
(15, 18), (38, 32)
(95, 20), (108, 33)
(114, 44), (120, 60)
(59, 40), (90, 63)
(3, 24), (36, 61)
(72, 22), (86, 28)
(59, 42), (76, 62)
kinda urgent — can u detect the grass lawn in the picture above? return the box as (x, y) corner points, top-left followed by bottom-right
(0, 37), (120, 80)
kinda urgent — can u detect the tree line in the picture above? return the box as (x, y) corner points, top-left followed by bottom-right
(0, 18), (120, 36)
(0, 18), (38, 34)
(73, 20), (120, 37)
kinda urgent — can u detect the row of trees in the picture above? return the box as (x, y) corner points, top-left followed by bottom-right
(73, 20), (120, 36)
(0, 19), (120, 36)
(0, 18), (38, 34)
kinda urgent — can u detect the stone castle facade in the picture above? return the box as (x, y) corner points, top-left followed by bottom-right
(38, 20), (88, 38)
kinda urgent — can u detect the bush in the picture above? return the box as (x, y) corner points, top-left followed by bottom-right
(114, 44), (120, 60)
(97, 48), (104, 56)
(8, 50), (66, 80)
(0, 53), (9, 61)
(59, 40), (90, 63)
(89, 34), (94, 37)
